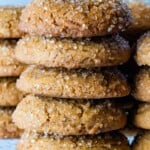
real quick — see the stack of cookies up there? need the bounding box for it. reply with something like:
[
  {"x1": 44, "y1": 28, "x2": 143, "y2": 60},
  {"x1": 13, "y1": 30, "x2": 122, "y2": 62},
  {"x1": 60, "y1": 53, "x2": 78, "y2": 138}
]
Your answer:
[
  {"x1": 12, "y1": 0, "x2": 133, "y2": 149},
  {"x1": 132, "y1": 31, "x2": 150, "y2": 150},
  {"x1": 119, "y1": 0, "x2": 150, "y2": 149},
  {"x1": 0, "y1": 7, "x2": 25, "y2": 138}
]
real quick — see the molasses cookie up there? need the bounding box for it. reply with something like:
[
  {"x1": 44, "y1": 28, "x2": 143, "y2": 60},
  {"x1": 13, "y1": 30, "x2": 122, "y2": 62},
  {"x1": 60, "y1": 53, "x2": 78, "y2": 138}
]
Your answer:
[
  {"x1": 133, "y1": 103, "x2": 150, "y2": 129},
  {"x1": 132, "y1": 131, "x2": 150, "y2": 150},
  {"x1": 133, "y1": 68, "x2": 150, "y2": 102},
  {"x1": 16, "y1": 66, "x2": 130, "y2": 99},
  {"x1": 0, "y1": 108, "x2": 22, "y2": 138},
  {"x1": 13, "y1": 95, "x2": 127, "y2": 135},
  {"x1": 0, "y1": 78, "x2": 24, "y2": 107},
  {"x1": 0, "y1": 40, "x2": 25, "y2": 77},
  {"x1": 19, "y1": 0, "x2": 132, "y2": 38},
  {"x1": 15, "y1": 35, "x2": 130, "y2": 69},
  {"x1": 17, "y1": 131, "x2": 130, "y2": 150},
  {"x1": 125, "y1": 0, "x2": 150, "y2": 33},
  {"x1": 0, "y1": 7, "x2": 23, "y2": 38},
  {"x1": 135, "y1": 32, "x2": 150, "y2": 66}
]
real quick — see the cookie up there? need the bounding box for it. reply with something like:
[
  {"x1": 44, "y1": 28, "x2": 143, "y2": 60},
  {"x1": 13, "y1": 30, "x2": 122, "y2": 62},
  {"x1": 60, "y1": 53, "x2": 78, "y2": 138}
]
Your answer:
[
  {"x1": 132, "y1": 131, "x2": 150, "y2": 150},
  {"x1": 0, "y1": 108, "x2": 22, "y2": 138},
  {"x1": 16, "y1": 66, "x2": 130, "y2": 99},
  {"x1": 135, "y1": 32, "x2": 150, "y2": 66},
  {"x1": 17, "y1": 131, "x2": 130, "y2": 150},
  {"x1": 0, "y1": 40, "x2": 25, "y2": 77},
  {"x1": 12, "y1": 95, "x2": 127, "y2": 135},
  {"x1": 15, "y1": 35, "x2": 131, "y2": 69},
  {"x1": 133, "y1": 68, "x2": 150, "y2": 102},
  {"x1": 0, "y1": 7, "x2": 24, "y2": 38},
  {"x1": 0, "y1": 78, "x2": 24, "y2": 107},
  {"x1": 125, "y1": 0, "x2": 150, "y2": 33},
  {"x1": 133, "y1": 103, "x2": 150, "y2": 129},
  {"x1": 19, "y1": 0, "x2": 132, "y2": 38}
]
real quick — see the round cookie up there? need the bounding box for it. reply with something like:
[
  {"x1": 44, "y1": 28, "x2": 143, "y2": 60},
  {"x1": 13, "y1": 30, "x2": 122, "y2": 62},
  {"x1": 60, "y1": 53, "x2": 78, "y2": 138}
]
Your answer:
[
  {"x1": 133, "y1": 68, "x2": 150, "y2": 102},
  {"x1": 0, "y1": 7, "x2": 24, "y2": 38},
  {"x1": 0, "y1": 40, "x2": 25, "y2": 77},
  {"x1": 12, "y1": 95, "x2": 127, "y2": 135},
  {"x1": 0, "y1": 108, "x2": 22, "y2": 138},
  {"x1": 125, "y1": 0, "x2": 150, "y2": 33},
  {"x1": 15, "y1": 35, "x2": 131, "y2": 69},
  {"x1": 19, "y1": 0, "x2": 132, "y2": 38},
  {"x1": 133, "y1": 103, "x2": 150, "y2": 129},
  {"x1": 17, "y1": 131, "x2": 130, "y2": 150},
  {"x1": 132, "y1": 131, "x2": 150, "y2": 150},
  {"x1": 135, "y1": 32, "x2": 150, "y2": 66},
  {"x1": 16, "y1": 66, "x2": 130, "y2": 99},
  {"x1": 0, "y1": 78, "x2": 24, "y2": 107}
]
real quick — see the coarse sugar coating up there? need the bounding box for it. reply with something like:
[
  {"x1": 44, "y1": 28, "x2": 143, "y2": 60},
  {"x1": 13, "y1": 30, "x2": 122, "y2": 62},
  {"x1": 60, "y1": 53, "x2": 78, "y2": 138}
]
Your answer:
[
  {"x1": 0, "y1": 108, "x2": 22, "y2": 138},
  {"x1": 133, "y1": 103, "x2": 150, "y2": 130},
  {"x1": 13, "y1": 95, "x2": 127, "y2": 135},
  {"x1": 132, "y1": 68, "x2": 150, "y2": 102},
  {"x1": 0, "y1": 78, "x2": 24, "y2": 107},
  {"x1": 17, "y1": 131, "x2": 130, "y2": 150},
  {"x1": 132, "y1": 131, "x2": 150, "y2": 150},
  {"x1": 0, "y1": 7, "x2": 24, "y2": 38},
  {"x1": 16, "y1": 66, "x2": 130, "y2": 99},
  {"x1": 15, "y1": 35, "x2": 131, "y2": 69},
  {"x1": 135, "y1": 31, "x2": 150, "y2": 66},
  {"x1": 19, "y1": 0, "x2": 132, "y2": 38},
  {"x1": 0, "y1": 40, "x2": 25, "y2": 77}
]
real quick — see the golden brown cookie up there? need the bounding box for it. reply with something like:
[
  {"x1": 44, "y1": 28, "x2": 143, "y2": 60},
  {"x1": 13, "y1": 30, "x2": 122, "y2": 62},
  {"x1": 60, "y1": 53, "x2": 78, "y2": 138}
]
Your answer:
[
  {"x1": 13, "y1": 95, "x2": 127, "y2": 135},
  {"x1": 132, "y1": 131, "x2": 150, "y2": 150},
  {"x1": 15, "y1": 35, "x2": 131, "y2": 69},
  {"x1": 133, "y1": 103, "x2": 150, "y2": 129},
  {"x1": 0, "y1": 7, "x2": 24, "y2": 38},
  {"x1": 125, "y1": 0, "x2": 150, "y2": 33},
  {"x1": 135, "y1": 32, "x2": 150, "y2": 66},
  {"x1": 17, "y1": 131, "x2": 130, "y2": 150},
  {"x1": 133, "y1": 68, "x2": 150, "y2": 102},
  {"x1": 0, "y1": 78, "x2": 24, "y2": 107},
  {"x1": 19, "y1": 0, "x2": 132, "y2": 38},
  {"x1": 0, "y1": 107, "x2": 22, "y2": 138},
  {"x1": 0, "y1": 40, "x2": 25, "y2": 77},
  {"x1": 16, "y1": 66, "x2": 130, "y2": 99}
]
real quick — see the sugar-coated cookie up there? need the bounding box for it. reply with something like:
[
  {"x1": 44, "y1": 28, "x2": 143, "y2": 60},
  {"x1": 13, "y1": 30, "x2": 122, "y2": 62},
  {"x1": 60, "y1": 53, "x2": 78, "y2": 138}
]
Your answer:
[
  {"x1": 17, "y1": 66, "x2": 130, "y2": 99},
  {"x1": 19, "y1": 0, "x2": 132, "y2": 38},
  {"x1": 13, "y1": 95, "x2": 127, "y2": 135},
  {"x1": 15, "y1": 35, "x2": 131, "y2": 69}
]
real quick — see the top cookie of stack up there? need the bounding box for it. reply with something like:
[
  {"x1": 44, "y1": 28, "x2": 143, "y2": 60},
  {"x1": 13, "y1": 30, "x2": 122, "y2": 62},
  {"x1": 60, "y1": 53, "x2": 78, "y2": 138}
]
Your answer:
[{"x1": 19, "y1": 0, "x2": 131, "y2": 38}]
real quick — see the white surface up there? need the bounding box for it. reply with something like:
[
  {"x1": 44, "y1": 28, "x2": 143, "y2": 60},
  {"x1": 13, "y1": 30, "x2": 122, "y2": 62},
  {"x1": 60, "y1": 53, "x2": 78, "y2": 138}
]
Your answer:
[
  {"x1": 0, "y1": 137, "x2": 134, "y2": 150},
  {"x1": 0, "y1": 0, "x2": 31, "y2": 6},
  {"x1": 0, "y1": 139, "x2": 18, "y2": 150}
]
